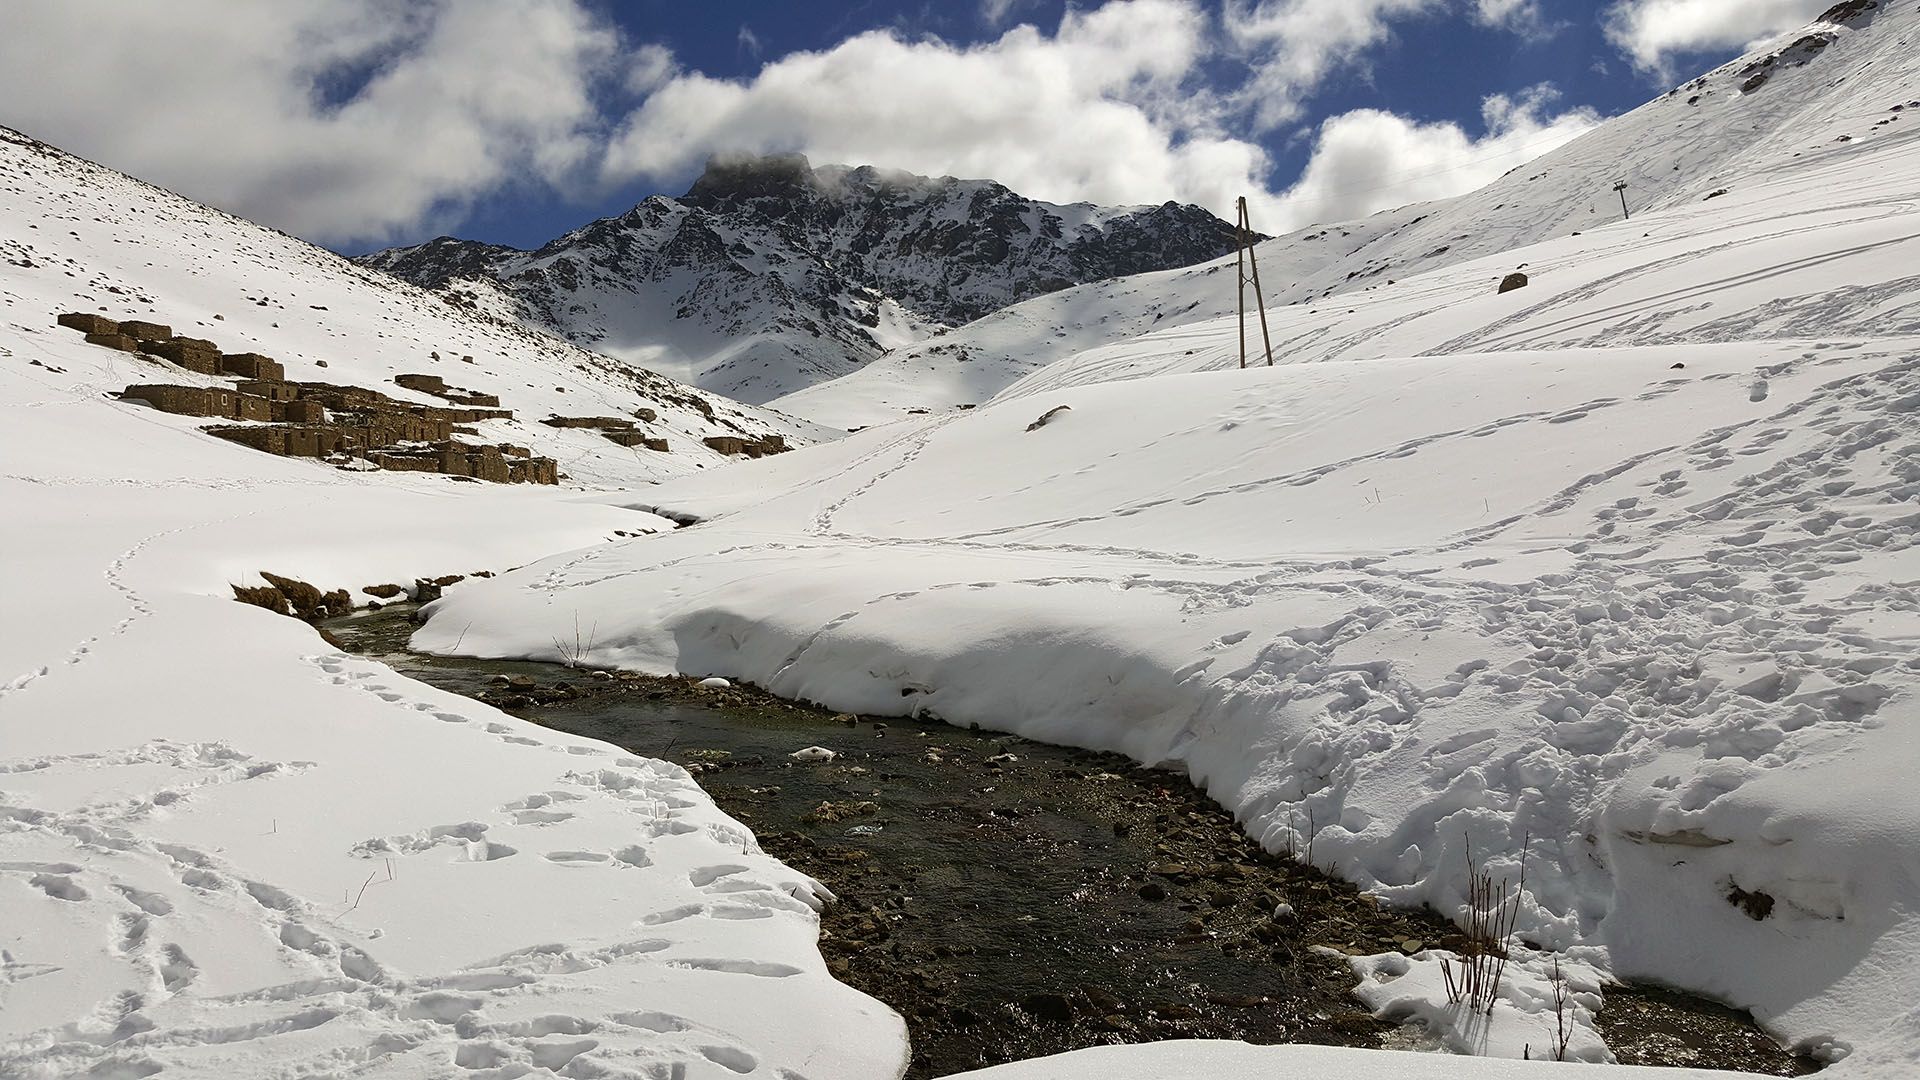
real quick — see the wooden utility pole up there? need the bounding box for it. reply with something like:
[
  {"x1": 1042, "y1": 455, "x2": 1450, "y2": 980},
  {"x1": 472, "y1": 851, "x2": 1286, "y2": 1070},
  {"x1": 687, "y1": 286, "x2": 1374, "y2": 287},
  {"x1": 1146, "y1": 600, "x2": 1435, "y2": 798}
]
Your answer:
[
  {"x1": 1236, "y1": 202, "x2": 1248, "y2": 369},
  {"x1": 1235, "y1": 196, "x2": 1274, "y2": 368},
  {"x1": 1613, "y1": 180, "x2": 1631, "y2": 221}
]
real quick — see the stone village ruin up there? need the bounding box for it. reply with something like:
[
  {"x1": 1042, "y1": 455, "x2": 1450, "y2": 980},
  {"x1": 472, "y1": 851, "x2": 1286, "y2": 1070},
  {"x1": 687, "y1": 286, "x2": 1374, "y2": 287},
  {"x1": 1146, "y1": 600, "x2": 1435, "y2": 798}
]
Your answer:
[{"x1": 58, "y1": 313, "x2": 785, "y2": 483}]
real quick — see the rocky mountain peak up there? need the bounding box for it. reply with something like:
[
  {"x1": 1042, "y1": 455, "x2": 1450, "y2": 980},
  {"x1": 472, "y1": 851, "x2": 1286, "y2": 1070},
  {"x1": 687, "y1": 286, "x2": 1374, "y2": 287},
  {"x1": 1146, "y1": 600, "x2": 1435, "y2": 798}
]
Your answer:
[
  {"x1": 682, "y1": 152, "x2": 824, "y2": 210},
  {"x1": 359, "y1": 157, "x2": 1244, "y2": 404}
]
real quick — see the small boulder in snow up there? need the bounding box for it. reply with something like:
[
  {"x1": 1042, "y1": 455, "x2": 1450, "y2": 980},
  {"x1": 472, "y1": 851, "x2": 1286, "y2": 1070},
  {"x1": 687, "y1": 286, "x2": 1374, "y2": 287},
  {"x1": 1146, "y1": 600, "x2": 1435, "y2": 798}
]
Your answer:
[
  {"x1": 1026, "y1": 405, "x2": 1071, "y2": 431},
  {"x1": 1497, "y1": 272, "x2": 1529, "y2": 294},
  {"x1": 790, "y1": 746, "x2": 837, "y2": 763},
  {"x1": 696, "y1": 677, "x2": 731, "y2": 689}
]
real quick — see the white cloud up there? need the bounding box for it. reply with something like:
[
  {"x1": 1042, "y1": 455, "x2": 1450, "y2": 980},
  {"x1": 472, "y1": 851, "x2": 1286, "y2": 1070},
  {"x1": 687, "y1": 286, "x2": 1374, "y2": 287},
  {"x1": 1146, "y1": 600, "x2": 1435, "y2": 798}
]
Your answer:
[
  {"x1": 1271, "y1": 84, "x2": 1601, "y2": 226},
  {"x1": 602, "y1": 1, "x2": 1597, "y2": 231},
  {"x1": 1472, "y1": 0, "x2": 1559, "y2": 40},
  {"x1": 738, "y1": 25, "x2": 765, "y2": 60},
  {"x1": 0, "y1": 0, "x2": 1606, "y2": 246},
  {"x1": 602, "y1": 1, "x2": 1278, "y2": 219},
  {"x1": 1222, "y1": 0, "x2": 1446, "y2": 130},
  {"x1": 980, "y1": 0, "x2": 1025, "y2": 27},
  {"x1": 0, "y1": 0, "x2": 619, "y2": 247},
  {"x1": 1602, "y1": 0, "x2": 1833, "y2": 76},
  {"x1": 626, "y1": 43, "x2": 679, "y2": 96}
]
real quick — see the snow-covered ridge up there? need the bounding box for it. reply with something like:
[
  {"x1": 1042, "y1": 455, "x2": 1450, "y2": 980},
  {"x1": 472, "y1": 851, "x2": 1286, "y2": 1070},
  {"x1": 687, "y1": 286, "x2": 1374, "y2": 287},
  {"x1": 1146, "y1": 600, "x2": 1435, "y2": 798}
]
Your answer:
[
  {"x1": 777, "y1": 0, "x2": 1914, "y2": 428},
  {"x1": 357, "y1": 153, "x2": 1241, "y2": 404}
]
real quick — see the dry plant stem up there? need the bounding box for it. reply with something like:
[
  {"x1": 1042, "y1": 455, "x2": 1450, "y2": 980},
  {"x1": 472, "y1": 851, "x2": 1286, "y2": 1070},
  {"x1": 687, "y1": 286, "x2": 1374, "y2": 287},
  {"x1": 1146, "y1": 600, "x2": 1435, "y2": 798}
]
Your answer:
[
  {"x1": 552, "y1": 612, "x2": 598, "y2": 668},
  {"x1": 1441, "y1": 832, "x2": 1528, "y2": 1015},
  {"x1": 1550, "y1": 956, "x2": 1573, "y2": 1061}
]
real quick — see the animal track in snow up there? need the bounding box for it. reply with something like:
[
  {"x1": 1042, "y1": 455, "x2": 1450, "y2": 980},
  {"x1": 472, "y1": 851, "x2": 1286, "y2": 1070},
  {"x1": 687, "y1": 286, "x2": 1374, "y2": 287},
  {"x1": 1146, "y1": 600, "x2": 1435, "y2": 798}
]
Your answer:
[
  {"x1": 688, "y1": 864, "x2": 750, "y2": 888},
  {"x1": 112, "y1": 884, "x2": 173, "y2": 916},
  {"x1": 699, "y1": 1044, "x2": 759, "y2": 1073},
  {"x1": 462, "y1": 840, "x2": 517, "y2": 862},
  {"x1": 668, "y1": 958, "x2": 803, "y2": 978},
  {"x1": 28, "y1": 872, "x2": 88, "y2": 901},
  {"x1": 158, "y1": 944, "x2": 197, "y2": 992},
  {"x1": 610, "y1": 1010, "x2": 690, "y2": 1032}
]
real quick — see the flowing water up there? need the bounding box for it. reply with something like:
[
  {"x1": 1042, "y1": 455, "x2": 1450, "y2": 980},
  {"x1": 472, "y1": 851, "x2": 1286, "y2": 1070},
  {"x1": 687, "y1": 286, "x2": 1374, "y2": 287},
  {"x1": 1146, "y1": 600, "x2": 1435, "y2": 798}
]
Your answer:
[{"x1": 327, "y1": 605, "x2": 1816, "y2": 1079}]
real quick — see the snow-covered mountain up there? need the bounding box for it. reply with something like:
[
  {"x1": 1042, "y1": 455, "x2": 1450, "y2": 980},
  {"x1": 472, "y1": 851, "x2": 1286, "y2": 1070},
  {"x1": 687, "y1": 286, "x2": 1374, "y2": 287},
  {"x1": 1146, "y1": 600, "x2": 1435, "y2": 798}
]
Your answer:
[
  {"x1": 777, "y1": 0, "x2": 1910, "y2": 428},
  {"x1": 358, "y1": 154, "x2": 1241, "y2": 404}
]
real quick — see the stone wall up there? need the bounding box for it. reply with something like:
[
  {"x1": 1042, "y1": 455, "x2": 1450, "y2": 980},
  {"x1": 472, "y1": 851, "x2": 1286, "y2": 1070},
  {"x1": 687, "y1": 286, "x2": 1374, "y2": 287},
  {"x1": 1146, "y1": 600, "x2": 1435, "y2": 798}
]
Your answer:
[
  {"x1": 544, "y1": 413, "x2": 673, "y2": 454},
  {"x1": 542, "y1": 415, "x2": 634, "y2": 430},
  {"x1": 220, "y1": 352, "x2": 285, "y2": 381},
  {"x1": 57, "y1": 312, "x2": 120, "y2": 334},
  {"x1": 117, "y1": 320, "x2": 172, "y2": 341},
  {"x1": 703, "y1": 433, "x2": 789, "y2": 458},
  {"x1": 85, "y1": 332, "x2": 137, "y2": 351},
  {"x1": 146, "y1": 339, "x2": 222, "y2": 374},
  {"x1": 237, "y1": 379, "x2": 300, "y2": 402},
  {"x1": 122, "y1": 384, "x2": 238, "y2": 417},
  {"x1": 394, "y1": 373, "x2": 447, "y2": 394}
]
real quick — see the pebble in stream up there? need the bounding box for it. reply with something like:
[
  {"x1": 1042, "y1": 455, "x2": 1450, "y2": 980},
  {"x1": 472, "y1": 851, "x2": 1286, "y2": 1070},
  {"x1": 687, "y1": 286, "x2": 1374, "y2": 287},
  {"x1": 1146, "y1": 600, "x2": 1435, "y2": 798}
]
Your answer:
[{"x1": 328, "y1": 606, "x2": 1817, "y2": 1079}]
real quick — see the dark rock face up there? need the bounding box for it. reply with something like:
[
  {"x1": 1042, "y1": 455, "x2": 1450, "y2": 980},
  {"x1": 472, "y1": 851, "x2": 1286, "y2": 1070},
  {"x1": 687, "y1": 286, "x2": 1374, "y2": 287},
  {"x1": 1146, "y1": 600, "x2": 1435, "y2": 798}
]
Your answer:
[
  {"x1": 1498, "y1": 272, "x2": 1530, "y2": 294},
  {"x1": 234, "y1": 572, "x2": 353, "y2": 622},
  {"x1": 1817, "y1": 0, "x2": 1877, "y2": 27},
  {"x1": 362, "y1": 235, "x2": 521, "y2": 290},
  {"x1": 356, "y1": 154, "x2": 1243, "y2": 401}
]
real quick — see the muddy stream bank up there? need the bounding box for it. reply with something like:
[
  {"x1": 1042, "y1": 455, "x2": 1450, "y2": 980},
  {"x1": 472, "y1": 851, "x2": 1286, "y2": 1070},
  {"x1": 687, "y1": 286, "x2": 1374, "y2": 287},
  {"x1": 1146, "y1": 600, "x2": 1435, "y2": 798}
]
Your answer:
[{"x1": 326, "y1": 605, "x2": 1813, "y2": 1079}]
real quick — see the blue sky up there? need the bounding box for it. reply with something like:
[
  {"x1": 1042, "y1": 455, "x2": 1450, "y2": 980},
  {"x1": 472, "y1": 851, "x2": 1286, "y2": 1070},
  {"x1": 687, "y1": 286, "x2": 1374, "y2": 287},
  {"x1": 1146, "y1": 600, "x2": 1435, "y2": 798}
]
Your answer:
[
  {"x1": 0, "y1": 1, "x2": 1837, "y2": 250},
  {"x1": 443, "y1": 0, "x2": 1659, "y2": 247}
]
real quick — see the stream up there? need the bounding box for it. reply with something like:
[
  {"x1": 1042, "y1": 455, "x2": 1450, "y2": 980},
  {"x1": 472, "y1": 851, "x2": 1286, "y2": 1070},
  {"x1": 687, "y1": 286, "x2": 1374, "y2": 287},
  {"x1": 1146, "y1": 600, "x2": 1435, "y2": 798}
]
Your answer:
[{"x1": 326, "y1": 605, "x2": 1816, "y2": 1079}]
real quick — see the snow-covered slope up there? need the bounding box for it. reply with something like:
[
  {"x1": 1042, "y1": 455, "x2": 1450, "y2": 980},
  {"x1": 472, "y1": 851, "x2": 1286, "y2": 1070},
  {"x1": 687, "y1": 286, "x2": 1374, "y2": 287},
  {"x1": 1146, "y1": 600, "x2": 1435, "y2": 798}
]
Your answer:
[
  {"x1": 0, "y1": 126, "x2": 823, "y2": 489},
  {"x1": 777, "y1": 0, "x2": 1912, "y2": 429},
  {"x1": 417, "y1": 5, "x2": 1920, "y2": 1073},
  {"x1": 359, "y1": 154, "x2": 1240, "y2": 404},
  {"x1": 0, "y1": 130, "x2": 905, "y2": 1077}
]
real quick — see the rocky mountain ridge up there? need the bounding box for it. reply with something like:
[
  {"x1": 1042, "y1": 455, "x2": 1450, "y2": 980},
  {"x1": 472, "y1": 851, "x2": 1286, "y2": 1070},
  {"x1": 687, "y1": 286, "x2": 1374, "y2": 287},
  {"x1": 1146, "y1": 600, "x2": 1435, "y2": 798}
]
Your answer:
[{"x1": 358, "y1": 155, "x2": 1242, "y2": 403}]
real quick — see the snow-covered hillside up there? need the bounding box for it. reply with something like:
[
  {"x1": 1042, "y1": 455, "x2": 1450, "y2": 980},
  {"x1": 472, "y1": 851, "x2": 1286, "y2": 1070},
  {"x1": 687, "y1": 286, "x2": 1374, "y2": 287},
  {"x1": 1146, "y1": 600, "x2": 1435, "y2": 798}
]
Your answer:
[
  {"x1": 416, "y1": 4, "x2": 1920, "y2": 1074},
  {"x1": 359, "y1": 154, "x2": 1239, "y2": 404},
  {"x1": 0, "y1": 126, "x2": 821, "y2": 489},
  {"x1": 0, "y1": 130, "x2": 905, "y2": 1078},
  {"x1": 777, "y1": 0, "x2": 1913, "y2": 429}
]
